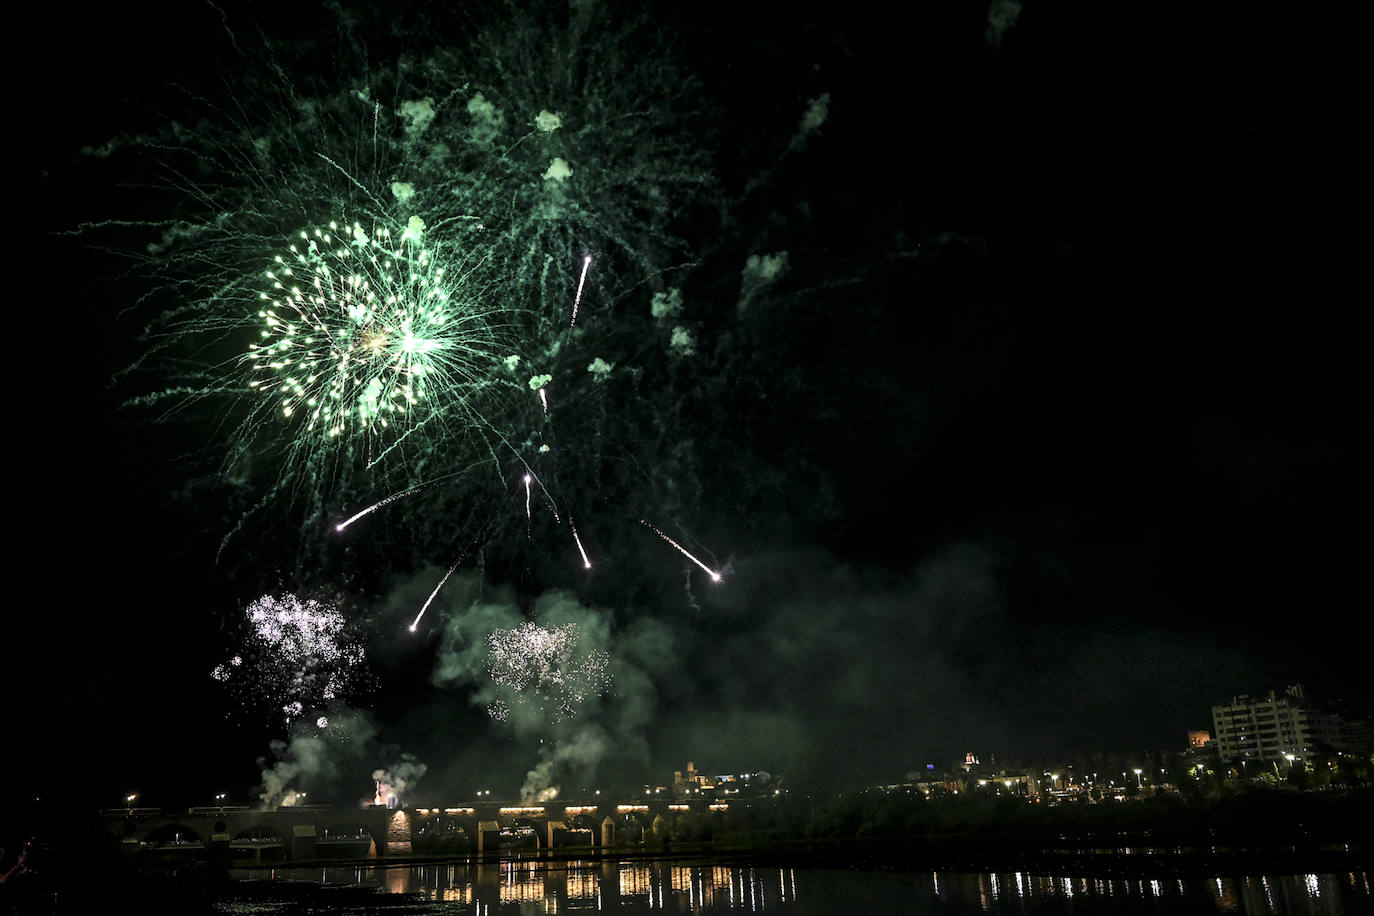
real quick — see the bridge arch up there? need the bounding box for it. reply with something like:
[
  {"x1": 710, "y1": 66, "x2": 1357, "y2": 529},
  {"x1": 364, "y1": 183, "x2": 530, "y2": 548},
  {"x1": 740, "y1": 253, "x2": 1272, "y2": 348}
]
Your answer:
[
  {"x1": 412, "y1": 816, "x2": 471, "y2": 854},
  {"x1": 143, "y1": 823, "x2": 207, "y2": 848},
  {"x1": 561, "y1": 813, "x2": 600, "y2": 848},
  {"x1": 504, "y1": 817, "x2": 543, "y2": 851},
  {"x1": 232, "y1": 823, "x2": 287, "y2": 841},
  {"x1": 614, "y1": 812, "x2": 646, "y2": 844},
  {"x1": 319, "y1": 822, "x2": 381, "y2": 857},
  {"x1": 230, "y1": 822, "x2": 289, "y2": 857}
]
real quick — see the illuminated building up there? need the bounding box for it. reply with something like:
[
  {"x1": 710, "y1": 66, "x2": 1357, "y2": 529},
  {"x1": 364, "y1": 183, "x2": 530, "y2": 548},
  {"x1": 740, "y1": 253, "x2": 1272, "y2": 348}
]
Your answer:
[
  {"x1": 1211, "y1": 685, "x2": 1344, "y2": 764},
  {"x1": 672, "y1": 760, "x2": 771, "y2": 796},
  {"x1": 673, "y1": 760, "x2": 717, "y2": 794}
]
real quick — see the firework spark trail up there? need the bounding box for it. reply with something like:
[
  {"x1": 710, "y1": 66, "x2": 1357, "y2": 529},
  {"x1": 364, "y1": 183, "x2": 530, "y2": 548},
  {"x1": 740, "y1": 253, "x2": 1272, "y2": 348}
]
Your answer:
[
  {"x1": 539, "y1": 387, "x2": 549, "y2": 416},
  {"x1": 335, "y1": 480, "x2": 433, "y2": 531},
  {"x1": 570, "y1": 255, "x2": 592, "y2": 327},
  {"x1": 640, "y1": 518, "x2": 722, "y2": 581},
  {"x1": 411, "y1": 552, "x2": 465, "y2": 632},
  {"x1": 569, "y1": 517, "x2": 592, "y2": 569},
  {"x1": 524, "y1": 474, "x2": 533, "y2": 523}
]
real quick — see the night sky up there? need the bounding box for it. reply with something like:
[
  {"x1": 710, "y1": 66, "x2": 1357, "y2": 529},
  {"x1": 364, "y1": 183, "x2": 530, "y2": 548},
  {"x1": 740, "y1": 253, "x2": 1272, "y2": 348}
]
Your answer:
[{"x1": 11, "y1": 1, "x2": 1366, "y2": 811}]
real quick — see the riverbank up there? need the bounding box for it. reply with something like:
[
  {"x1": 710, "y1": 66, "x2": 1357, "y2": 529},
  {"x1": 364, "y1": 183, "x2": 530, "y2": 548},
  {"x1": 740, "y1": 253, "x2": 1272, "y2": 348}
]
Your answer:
[{"x1": 5, "y1": 788, "x2": 1370, "y2": 913}]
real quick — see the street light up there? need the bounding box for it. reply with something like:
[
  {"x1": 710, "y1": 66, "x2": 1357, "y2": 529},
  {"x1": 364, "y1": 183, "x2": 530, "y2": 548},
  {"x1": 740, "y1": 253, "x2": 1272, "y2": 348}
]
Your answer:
[
  {"x1": 1133, "y1": 768, "x2": 1143, "y2": 788},
  {"x1": 216, "y1": 793, "x2": 226, "y2": 811},
  {"x1": 126, "y1": 793, "x2": 137, "y2": 812}
]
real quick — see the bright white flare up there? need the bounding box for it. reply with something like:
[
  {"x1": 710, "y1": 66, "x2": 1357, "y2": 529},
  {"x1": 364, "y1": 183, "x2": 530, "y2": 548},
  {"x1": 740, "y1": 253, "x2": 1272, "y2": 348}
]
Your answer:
[
  {"x1": 335, "y1": 481, "x2": 429, "y2": 531},
  {"x1": 640, "y1": 518, "x2": 722, "y2": 581},
  {"x1": 570, "y1": 518, "x2": 592, "y2": 569},
  {"x1": 411, "y1": 554, "x2": 463, "y2": 631},
  {"x1": 570, "y1": 255, "x2": 592, "y2": 327}
]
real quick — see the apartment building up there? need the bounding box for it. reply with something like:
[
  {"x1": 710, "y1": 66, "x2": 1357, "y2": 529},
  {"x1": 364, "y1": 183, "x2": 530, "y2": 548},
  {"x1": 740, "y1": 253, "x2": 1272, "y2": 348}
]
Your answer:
[{"x1": 1211, "y1": 685, "x2": 1343, "y2": 764}]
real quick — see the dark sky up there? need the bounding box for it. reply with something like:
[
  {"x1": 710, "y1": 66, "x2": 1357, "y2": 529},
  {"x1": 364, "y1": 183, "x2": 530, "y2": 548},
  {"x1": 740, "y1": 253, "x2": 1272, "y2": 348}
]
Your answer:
[{"x1": 10, "y1": 0, "x2": 1366, "y2": 811}]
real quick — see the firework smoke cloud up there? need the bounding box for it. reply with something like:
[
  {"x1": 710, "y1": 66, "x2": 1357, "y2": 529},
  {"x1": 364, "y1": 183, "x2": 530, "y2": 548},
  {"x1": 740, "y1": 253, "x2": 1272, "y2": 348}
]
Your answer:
[{"x1": 372, "y1": 753, "x2": 428, "y2": 808}]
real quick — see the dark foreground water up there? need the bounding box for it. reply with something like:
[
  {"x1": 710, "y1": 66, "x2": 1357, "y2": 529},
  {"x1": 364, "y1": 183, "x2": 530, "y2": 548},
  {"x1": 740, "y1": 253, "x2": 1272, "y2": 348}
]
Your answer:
[{"x1": 218, "y1": 858, "x2": 1372, "y2": 914}]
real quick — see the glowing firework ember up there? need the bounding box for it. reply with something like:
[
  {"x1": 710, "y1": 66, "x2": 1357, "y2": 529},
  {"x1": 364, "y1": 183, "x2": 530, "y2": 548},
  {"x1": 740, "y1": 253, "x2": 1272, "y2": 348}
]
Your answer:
[
  {"x1": 485, "y1": 621, "x2": 610, "y2": 722},
  {"x1": 213, "y1": 594, "x2": 366, "y2": 724}
]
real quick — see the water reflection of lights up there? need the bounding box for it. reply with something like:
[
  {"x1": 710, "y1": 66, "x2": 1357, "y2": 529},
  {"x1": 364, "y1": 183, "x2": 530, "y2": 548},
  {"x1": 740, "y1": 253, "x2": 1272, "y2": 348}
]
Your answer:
[
  {"x1": 241, "y1": 864, "x2": 1371, "y2": 913},
  {"x1": 566, "y1": 867, "x2": 598, "y2": 900},
  {"x1": 499, "y1": 867, "x2": 544, "y2": 904},
  {"x1": 620, "y1": 863, "x2": 652, "y2": 898}
]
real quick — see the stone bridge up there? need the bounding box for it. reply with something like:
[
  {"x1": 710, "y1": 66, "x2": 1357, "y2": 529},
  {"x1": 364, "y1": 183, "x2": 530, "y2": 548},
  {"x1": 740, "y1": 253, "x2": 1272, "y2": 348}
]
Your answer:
[
  {"x1": 102, "y1": 797, "x2": 738, "y2": 860},
  {"x1": 104, "y1": 804, "x2": 403, "y2": 860}
]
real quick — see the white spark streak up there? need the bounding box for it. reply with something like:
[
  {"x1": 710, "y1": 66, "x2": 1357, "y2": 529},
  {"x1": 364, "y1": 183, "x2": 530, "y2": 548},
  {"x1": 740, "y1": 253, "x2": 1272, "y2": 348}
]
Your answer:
[
  {"x1": 570, "y1": 255, "x2": 592, "y2": 327},
  {"x1": 639, "y1": 518, "x2": 722, "y2": 581},
  {"x1": 570, "y1": 518, "x2": 592, "y2": 569},
  {"x1": 411, "y1": 553, "x2": 463, "y2": 630}
]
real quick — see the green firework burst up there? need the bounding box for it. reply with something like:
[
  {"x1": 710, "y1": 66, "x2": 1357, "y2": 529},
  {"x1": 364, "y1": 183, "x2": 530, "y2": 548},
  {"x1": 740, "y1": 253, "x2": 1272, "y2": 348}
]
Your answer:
[{"x1": 249, "y1": 220, "x2": 496, "y2": 444}]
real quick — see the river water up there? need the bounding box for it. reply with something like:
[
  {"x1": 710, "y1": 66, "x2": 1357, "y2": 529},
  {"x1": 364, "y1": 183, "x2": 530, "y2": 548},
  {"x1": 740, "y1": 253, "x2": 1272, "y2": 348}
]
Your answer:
[{"x1": 218, "y1": 857, "x2": 1372, "y2": 914}]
